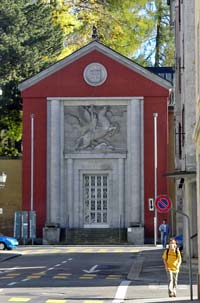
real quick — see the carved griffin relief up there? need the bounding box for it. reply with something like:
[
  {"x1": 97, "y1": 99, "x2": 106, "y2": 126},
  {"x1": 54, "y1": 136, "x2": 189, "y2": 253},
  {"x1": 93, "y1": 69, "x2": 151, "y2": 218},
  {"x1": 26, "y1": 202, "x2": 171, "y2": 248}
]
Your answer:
[{"x1": 64, "y1": 105, "x2": 126, "y2": 152}]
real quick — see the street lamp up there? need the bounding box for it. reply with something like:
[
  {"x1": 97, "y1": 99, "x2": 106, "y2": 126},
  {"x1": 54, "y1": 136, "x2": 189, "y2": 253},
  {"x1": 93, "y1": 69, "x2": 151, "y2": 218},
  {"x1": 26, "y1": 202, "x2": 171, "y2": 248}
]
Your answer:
[{"x1": 0, "y1": 172, "x2": 7, "y2": 189}]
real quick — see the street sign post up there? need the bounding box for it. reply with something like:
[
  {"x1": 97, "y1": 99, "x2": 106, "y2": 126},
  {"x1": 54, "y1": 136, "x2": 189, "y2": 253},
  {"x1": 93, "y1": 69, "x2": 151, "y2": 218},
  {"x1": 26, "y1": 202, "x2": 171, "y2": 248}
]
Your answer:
[{"x1": 155, "y1": 195, "x2": 171, "y2": 213}]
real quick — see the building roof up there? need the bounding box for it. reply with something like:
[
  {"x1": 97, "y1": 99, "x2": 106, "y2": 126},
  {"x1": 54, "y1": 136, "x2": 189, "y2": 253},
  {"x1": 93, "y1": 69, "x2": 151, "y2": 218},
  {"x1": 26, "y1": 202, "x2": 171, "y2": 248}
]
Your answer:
[{"x1": 19, "y1": 41, "x2": 172, "y2": 91}]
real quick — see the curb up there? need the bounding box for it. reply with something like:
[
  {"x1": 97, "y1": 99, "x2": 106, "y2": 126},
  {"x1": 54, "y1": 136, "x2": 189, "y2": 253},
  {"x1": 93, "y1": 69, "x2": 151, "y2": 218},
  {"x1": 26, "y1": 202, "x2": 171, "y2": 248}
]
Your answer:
[
  {"x1": 0, "y1": 253, "x2": 21, "y2": 263},
  {"x1": 127, "y1": 255, "x2": 144, "y2": 280}
]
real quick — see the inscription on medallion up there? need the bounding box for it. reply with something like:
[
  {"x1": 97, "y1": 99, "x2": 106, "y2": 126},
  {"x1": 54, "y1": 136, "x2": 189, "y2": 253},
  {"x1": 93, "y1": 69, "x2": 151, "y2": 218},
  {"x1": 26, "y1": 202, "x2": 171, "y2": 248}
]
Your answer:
[{"x1": 83, "y1": 63, "x2": 107, "y2": 86}]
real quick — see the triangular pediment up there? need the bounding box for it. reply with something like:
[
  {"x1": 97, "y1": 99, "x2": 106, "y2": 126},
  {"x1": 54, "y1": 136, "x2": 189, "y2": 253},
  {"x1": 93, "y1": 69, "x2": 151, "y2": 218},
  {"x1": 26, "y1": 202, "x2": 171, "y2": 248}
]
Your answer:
[{"x1": 19, "y1": 41, "x2": 171, "y2": 91}]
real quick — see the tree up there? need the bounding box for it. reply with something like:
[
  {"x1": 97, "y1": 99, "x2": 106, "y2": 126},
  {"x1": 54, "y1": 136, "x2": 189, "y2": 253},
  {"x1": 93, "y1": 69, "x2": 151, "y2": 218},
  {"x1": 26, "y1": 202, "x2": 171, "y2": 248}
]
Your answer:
[
  {"x1": 0, "y1": 0, "x2": 174, "y2": 156},
  {"x1": 47, "y1": 0, "x2": 155, "y2": 59},
  {"x1": 0, "y1": 0, "x2": 64, "y2": 156},
  {"x1": 47, "y1": 0, "x2": 174, "y2": 66},
  {"x1": 134, "y1": 0, "x2": 174, "y2": 67},
  {"x1": 154, "y1": 0, "x2": 174, "y2": 66}
]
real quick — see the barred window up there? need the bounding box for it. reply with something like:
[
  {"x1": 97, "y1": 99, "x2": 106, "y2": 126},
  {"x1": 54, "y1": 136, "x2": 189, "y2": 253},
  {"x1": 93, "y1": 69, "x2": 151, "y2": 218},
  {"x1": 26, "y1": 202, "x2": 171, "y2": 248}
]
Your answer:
[{"x1": 84, "y1": 175, "x2": 108, "y2": 225}]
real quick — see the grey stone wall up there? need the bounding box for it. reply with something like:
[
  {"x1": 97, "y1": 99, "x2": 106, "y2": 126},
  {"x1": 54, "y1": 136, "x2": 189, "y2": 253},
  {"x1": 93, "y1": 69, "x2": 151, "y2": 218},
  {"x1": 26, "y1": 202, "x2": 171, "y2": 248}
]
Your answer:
[{"x1": 47, "y1": 98, "x2": 144, "y2": 235}]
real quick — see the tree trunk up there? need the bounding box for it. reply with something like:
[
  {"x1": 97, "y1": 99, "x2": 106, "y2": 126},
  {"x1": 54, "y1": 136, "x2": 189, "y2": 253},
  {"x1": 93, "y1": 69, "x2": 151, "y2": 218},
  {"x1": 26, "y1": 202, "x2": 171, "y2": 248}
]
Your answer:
[{"x1": 155, "y1": 0, "x2": 162, "y2": 67}]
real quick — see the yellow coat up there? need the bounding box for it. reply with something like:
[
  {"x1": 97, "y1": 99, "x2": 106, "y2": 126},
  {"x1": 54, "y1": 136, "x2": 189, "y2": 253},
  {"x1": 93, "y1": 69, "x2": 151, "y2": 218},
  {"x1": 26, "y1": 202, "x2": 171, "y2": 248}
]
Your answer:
[{"x1": 162, "y1": 249, "x2": 182, "y2": 272}]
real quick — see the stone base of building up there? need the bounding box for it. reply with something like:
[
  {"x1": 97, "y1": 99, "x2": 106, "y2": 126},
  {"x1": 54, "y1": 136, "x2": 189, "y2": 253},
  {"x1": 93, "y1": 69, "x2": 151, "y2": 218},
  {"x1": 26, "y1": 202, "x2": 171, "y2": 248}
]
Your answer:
[
  {"x1": 60, "y1": 228, "x2": 128, "y2": 244},
  {"x1": 42, "y1": 225, "x2": 61, "y2": 244},
  {"x1": 127, "y1": 225, "x2": 144, "y2": 245},
  {"x1": 42, "y1": 227, "x2": 145, "y2": 245}
]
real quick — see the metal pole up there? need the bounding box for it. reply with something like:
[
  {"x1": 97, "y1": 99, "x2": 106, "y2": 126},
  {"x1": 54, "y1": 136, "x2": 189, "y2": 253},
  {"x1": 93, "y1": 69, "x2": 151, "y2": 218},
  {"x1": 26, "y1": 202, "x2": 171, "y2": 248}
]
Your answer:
[
  {"x1": 30, "y1": 114, "x2": 34, "y2": 245},
  {"x1": 171, "y1": 208, "x2": 193, "y2": 301},
  {"x1": 153, "y1": 113, "x2": 158, "y2": 246},
  {"x1": 30, "y1": 114, "x2": 34, "y2": 212}
]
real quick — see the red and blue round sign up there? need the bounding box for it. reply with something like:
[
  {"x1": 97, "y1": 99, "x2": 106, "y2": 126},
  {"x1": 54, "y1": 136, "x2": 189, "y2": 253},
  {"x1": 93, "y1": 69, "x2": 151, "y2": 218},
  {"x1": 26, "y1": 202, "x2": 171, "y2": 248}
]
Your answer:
[{"x1": 155, "y1": 195, "x2": 171, "y2": 213}]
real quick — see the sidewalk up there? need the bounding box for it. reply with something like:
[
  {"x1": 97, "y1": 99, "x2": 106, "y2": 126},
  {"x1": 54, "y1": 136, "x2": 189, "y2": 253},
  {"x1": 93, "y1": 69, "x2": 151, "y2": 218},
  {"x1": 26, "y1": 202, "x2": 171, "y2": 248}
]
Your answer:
[{"x1": 127, "y1": 246, "x2": 199, "y2": 302}]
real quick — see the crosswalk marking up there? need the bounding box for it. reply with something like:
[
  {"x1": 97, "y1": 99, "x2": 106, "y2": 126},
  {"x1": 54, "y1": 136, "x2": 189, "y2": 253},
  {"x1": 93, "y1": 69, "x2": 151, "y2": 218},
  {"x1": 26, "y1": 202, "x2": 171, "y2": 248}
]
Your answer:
[
  {"x1": 35, "y1": 250, "x2": 47, "y2": 254},
  {"x1": 8, "y1": 298, "x2": 31, "y2": 302},
  {"x1": 18, "y1": 247, "x2": 140, "y2": 255},
  {"x1": 0, "y1": 272, "x2": 124, "y2": 281},
  {"x1": 53, "y1": 273, "x2": 72, "y2": 279},
  {"x1": 65, "y1": 248, "x2": 76, "y2": 253},
  {"x1": 79, "y1": 273, "x2": 97, "y2": 279},
  {"x1": 52, "y1": 250, "x2": 62, "y2": 253},
  {"x1": 97, "y1": 249, "x2": 107, "y2": 253},
  {"x1": 53, "y1": 276, "x2": 67, "y2": 279},
  {"x1": 26, "y1": 275, "x2": 42, "y2": 279},
  {"x1": 106, "y1": 274, "x2": 122, "y2": 280},
  {"x1": 56, "y1": 273, "x2": 71, "y2": 276},
  {"x1": 46, "y1": 300, "x2": 67, "y2": 303},
  {"x1": 83, "y1": 248, "x2": 93, "y2": 252},
  {"x1": 20, "y1": 250, "x2": 30, "y2": 254}
]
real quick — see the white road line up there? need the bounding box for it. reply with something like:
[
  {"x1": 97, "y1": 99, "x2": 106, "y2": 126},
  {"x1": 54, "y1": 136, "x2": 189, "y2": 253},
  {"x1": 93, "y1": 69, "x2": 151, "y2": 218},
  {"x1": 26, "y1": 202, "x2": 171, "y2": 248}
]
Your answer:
[
  {"x1": 7, "y1": 282, "x2": 17, "y2": 286},
  {"x1": 178, "y1": 285, "x2": 188, "y2": 289},
  {"x1": 62, "y1": 261, "x2": 67, "y2": 263},
  {"x1": 0, "y1": 266, "x2": 45, "y2": 270},
  {"x1": 148, "y1": 284, "x2": 188, "y2": 290},
  {"x1": 55, "y1": 264, "x2": 61, "y2": 267},
  {"x1": 112, "y1": 280, "x2": 131, "y2": 303},
  {"x1": 47, "y1": 268, "x2": 54, "y2": 271},
  {"x1": 131, "y1": 297, "x2": 192, "y2": 302}
]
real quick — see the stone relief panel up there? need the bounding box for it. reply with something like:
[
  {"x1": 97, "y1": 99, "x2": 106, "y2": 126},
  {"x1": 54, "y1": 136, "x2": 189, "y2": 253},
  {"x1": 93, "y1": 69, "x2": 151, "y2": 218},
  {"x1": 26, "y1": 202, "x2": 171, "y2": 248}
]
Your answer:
[{"x1": 64, "y1": 105, "x2": 127, "y2": 153}]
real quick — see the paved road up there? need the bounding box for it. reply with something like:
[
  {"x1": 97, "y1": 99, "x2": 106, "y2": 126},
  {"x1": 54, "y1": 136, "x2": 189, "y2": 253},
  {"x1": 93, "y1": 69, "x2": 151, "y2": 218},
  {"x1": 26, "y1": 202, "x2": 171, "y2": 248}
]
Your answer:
[
  {"x1": 0, "y1": 245, "x2": 198, "y2": 303},
  {"x1": 0, "y1": 246, "x2": 138, "y2": 303}
]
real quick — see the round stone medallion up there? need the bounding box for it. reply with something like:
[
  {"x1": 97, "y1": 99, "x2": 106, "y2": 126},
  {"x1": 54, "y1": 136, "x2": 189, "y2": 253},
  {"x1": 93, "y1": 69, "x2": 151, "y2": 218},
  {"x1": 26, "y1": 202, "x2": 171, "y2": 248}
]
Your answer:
[{"x1": 83, "y1": 63, "x2": 107, "y2": 86}]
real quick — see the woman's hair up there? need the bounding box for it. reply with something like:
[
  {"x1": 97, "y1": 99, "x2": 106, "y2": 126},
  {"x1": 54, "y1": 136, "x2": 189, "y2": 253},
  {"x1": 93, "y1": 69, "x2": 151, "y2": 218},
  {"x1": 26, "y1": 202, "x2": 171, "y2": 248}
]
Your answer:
[{"x1": 169, "y1": 237, "x2": 177, "y2": 244}]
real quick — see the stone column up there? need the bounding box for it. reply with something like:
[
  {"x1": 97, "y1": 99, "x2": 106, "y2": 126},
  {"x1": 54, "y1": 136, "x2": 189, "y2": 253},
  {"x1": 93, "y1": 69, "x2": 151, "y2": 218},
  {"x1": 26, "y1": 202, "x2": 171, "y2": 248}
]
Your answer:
[
  {"x1": 126, "y1": 98, "x2": 144, "y2": 225},
  {"x1": 47, "y1": 99, "x2": 62, "y2": 224},
  {"x1": 118, "y1": 158, "x2": 125, "y2": 227},
  {"x1": 67, "y1": 158, "x2": 74, "y2": 227}
]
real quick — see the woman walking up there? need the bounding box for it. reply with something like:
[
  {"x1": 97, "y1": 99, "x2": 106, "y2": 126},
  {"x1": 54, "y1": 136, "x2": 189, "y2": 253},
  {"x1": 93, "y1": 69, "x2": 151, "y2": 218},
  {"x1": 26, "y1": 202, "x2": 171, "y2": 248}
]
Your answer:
[{"x1": 162, "y1": 238, "x2": 182, "y2": 297}]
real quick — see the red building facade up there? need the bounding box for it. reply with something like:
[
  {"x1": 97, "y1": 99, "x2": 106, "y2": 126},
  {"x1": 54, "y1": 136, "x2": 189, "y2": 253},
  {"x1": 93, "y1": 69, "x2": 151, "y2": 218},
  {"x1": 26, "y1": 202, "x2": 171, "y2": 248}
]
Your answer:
[{"x1": 19, "y1": 41, "x2": 171, "y2": 243}]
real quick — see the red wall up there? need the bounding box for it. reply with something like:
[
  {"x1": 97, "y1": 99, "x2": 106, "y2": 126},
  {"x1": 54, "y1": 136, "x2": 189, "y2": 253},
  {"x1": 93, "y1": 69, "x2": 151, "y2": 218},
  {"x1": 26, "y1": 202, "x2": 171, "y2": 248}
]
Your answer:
[
  {"x1": 144, "y1": 97, "x2": 169, "y2": 237},
  {"x1": 22, "y1": 98, "x2": 47, "y2": 236},
  {"x1": 21, "y1": 49, "x2": 170, "y2": 238}
]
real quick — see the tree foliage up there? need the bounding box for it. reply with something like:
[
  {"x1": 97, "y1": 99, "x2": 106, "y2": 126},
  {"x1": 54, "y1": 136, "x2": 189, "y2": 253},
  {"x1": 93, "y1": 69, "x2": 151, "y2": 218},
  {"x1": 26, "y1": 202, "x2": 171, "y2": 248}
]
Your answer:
[
  {"x1": 45, "y1": 0, "x2": 155, "y2": 59},
  {"x1": 154, "y1": 0, "x2": 174, "y2": 66},
  {"x1": 134, "y1": 0, "x2": 174, "y2": 66},
  {"x1": 47, "y1": 0, "x2": 173, "y2": 66},
  {"x1": 0, "y1": 0, "x2": 174, "y2": 156},
  {"x1": 0, "y1": 0, "x2": 64, "y2": 157}
]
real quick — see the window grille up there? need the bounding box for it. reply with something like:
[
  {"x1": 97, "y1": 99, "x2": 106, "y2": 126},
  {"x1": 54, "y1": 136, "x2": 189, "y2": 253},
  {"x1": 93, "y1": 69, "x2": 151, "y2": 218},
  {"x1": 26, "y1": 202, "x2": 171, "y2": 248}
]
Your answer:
[{"x1": 84, "y1": 175, "x2": 108, "y2": 225}]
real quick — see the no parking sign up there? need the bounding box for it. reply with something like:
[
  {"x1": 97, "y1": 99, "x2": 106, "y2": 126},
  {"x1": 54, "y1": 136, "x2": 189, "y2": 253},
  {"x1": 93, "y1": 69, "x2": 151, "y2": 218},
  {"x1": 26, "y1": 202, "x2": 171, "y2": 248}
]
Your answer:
[{"x1": 155, "y1": 195, "x2": 171, "y2": 213}]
